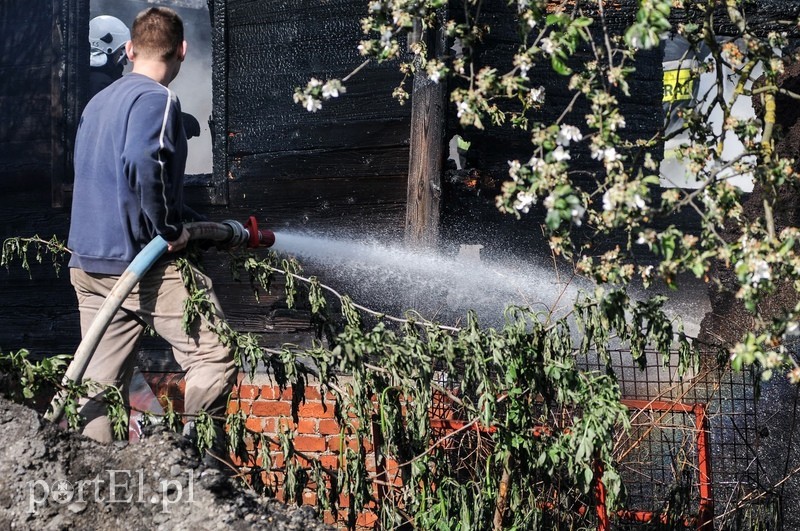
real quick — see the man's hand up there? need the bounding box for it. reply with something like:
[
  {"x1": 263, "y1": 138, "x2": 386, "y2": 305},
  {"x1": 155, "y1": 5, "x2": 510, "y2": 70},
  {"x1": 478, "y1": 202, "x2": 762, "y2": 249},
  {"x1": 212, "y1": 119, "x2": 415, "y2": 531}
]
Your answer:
[{"x1": 167, "y1": 227, "x2": 190, "y2": 252}]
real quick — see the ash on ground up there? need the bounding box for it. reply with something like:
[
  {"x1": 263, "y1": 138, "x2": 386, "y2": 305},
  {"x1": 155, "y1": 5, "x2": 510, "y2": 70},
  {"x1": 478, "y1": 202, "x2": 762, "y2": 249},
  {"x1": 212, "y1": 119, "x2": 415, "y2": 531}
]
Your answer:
[{"x1": 0, "y1": 396, "x2": 331, "y2": 531}]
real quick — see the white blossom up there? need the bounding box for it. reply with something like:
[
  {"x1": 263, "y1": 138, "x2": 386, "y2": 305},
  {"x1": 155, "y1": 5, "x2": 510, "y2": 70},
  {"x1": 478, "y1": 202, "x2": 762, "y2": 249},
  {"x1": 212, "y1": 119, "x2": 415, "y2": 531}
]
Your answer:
[
  {"x1": 322, "y1": 80, "x2": 345, "y2": 99},
  {"x1": 592, "y1": 146, "x2": 621, "y2": 164},
  {"x1": 751, "y1": 259, "x2": 771, "y2": 284},
  {"x1": 609, "y1": 114, "x2": 626, "y2": 131},
  {"x1": 557, "y1": 124, "x2": 583, "y2": 146},
  {"x1": 540, "y1": 38, "x2": 556, "y2": 55},
  {"x1": 368, "y1": 1, "x2": 382, "y2": 13},
  {"x1": 551, "y1": 145, "x2": 571, "y2": 162},
  {"x1": 425, "y1": 60, "x2": 447, "y2": 84},
  {"x1": 528, "y1": 155, "x2": 545, "y2": 171},
  {"x1": 456, "y1": 101, "x2": 471, "y2": 118},
  {"x1": 514, "y1": 54, "x2": 533, "y2": 79},
  {"x1": 514, "y1": 191, "x2": 535, "y2": 213},
  {"x1": 602, "y1": 189, "x2": 614, "y2": 211},
  {"x1": 304, "y1": 96, "x2": 322, "y2": 113},
  {"x1": 508, "y1": 160, "x2": 522, "y2": 181},
  {"x1": 528, "y1": 86, "x2": 545, "y2": 105},
  {"x1": 571, "y1": 204, "x2": 585, "y2": 225}
]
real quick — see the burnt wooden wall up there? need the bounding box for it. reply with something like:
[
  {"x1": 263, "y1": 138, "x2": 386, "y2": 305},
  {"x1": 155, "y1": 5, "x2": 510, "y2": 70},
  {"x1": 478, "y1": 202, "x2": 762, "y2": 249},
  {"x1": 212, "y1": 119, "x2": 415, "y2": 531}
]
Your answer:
[
  {"x1": 213, "y1": 0, "x2": 411, "y2": 237},
  {"x1": 3, "y1": 0, "x2": 764, "y2": 369},
  {"x1": 439, "y1": 0, "x2": 663, "y2": 264},
  {"x1": 0, "y1": 0, "x2": 86, "y2": 360},
  {"x1": 0, "y1": 0, "x2": 663, "y2": 367},
  {"x1": 186, "y1": 0, "x2": 415, "y2": 361}
]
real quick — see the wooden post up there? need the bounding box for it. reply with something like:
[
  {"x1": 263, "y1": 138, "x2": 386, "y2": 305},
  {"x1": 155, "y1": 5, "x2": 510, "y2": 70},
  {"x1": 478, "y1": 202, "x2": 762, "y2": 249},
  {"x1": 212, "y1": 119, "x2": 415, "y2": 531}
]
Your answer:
[
  {"x1": 50, "y1": 0, "x2": 65, "y2": 207},
  {"x1": 209, "y1": 0, "x2": 229, "y2": 205},
  {"x1": 404, "y1": 11, "x2": 447, "y2": 249},
  {"x1": 51, "y1": 0, "x2": 88, "y2": 208}
]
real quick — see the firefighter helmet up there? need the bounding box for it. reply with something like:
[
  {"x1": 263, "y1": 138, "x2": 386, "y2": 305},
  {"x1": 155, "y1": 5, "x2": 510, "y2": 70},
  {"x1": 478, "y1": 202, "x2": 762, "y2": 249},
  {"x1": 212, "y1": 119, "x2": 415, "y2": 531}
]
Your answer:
[{"x1": 89, "y1": 15, "x2": 130, "y2": 67}]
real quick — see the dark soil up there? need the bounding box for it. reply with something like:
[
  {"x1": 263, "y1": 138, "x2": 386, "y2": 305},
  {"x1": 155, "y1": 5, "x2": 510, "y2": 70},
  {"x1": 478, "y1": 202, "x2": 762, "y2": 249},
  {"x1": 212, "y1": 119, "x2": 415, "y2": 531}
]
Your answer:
[{"x1": 0, "y1": 396, "x2": 331, "y2": 530}]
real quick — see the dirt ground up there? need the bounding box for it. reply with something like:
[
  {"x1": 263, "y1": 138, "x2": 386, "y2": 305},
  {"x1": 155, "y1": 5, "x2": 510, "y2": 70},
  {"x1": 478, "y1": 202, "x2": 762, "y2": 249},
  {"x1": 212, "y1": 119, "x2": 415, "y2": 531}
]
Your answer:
[{"x1": 0, "y1": 396, "x2": 331, "y2": 530}]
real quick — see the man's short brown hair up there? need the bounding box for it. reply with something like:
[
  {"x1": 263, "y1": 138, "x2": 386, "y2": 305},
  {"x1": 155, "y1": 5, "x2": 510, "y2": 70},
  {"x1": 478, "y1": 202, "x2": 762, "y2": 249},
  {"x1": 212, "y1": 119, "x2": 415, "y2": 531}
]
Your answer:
[{"x1": 131, "y1": 7, "x2": 184, "y2": 60}]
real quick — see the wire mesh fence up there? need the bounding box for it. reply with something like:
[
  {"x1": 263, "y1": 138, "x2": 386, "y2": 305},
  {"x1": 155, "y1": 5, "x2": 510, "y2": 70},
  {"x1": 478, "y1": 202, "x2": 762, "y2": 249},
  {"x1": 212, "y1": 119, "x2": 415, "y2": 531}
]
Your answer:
[
  {"x1": 419, "y1": 348, "x2": 780, "y2": 530},
  {"x1": 577, "y1": 349, "x2": 775, "y2": 529}
]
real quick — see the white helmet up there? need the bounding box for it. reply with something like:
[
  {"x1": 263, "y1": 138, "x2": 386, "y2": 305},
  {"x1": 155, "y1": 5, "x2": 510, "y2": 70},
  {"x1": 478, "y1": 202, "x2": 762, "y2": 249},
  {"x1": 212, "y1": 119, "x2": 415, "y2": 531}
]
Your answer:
[{"x1": 89, "y1": 15, "x2": 130, "y2": 67}]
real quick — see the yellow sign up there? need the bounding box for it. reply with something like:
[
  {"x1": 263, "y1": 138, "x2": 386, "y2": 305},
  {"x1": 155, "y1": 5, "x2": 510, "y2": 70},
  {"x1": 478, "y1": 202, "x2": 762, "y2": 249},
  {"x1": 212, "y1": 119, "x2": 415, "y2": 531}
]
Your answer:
[{"x1": 663, "y1": 68, "x2": 694, "y2": 102}]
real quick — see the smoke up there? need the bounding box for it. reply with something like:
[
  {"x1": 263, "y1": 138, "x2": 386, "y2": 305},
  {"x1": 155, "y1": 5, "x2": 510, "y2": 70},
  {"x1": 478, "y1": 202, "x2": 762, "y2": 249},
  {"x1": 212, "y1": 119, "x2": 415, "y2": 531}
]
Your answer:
[{"x1": 91, "y1": 0, "x2": 213, "y2": 174}]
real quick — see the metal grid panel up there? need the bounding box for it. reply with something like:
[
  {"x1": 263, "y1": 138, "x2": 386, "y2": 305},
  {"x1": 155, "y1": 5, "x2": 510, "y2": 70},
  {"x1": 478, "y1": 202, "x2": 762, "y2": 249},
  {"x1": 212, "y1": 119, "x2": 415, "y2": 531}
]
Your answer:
[
  {"x1": 577, "y1": 349, "x2": 761, "y2": 529},
  {"x1": 423, "y1": 348, "x2": 765, "y2": 529}
]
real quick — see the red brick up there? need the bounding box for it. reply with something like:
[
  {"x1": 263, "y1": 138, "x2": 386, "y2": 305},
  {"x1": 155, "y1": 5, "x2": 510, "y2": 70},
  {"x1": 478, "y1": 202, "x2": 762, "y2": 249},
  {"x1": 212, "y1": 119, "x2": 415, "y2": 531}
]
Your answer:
[
  {"x1": 298, "y1": 401, "x2": 335, "y2": 419},
  {"x1": 322, "y1": 511, "x2": 337, "y2": 524},
  {"x1": 293, "y1": 436, "x2": 327, "y2": 453},
  {"x1": 244, "y1": 436, "x2": 257, "y2": 452},
  {"x1": 357, "y1": 511, "x2": 378, "y2": 527},
  {"x1": 227, "y1": 400, "x2": 252, "y2": 415},
  {"x1": 319, "y1": 455, "x2": 341, "y2": 470},
  {"x1": 302, "y1": 491, "x2": 318, "y2": 506},
  {"x1": 318, "y1": 419, "x2": 340, "y2": 435},
  {"x1": 260, "y1": 418, "x2": 277, "y2": 434},
  {"x1": 245, "y1": 417, "x2": 264, "y2": 432},
  {"x1": 260, "y1": 385, "x2": 293, "y2": 400},
  {"x1": 338, "y1": 493, "x2": 351, "y2": 508},
  {"x1": 259, "y1": 385, "x2": 276, "y2": 399},
  {"x1": 296, "y1": 419, "x2": 317, "y2": 434},
  {"x1": 272, "y1": 452, "x2": 286, "y2": 468},
  {"x1": 277, "y1": 418, "x2": 296, "y2": 432},
  {"x1": 235, "y1": 385, "x2": 259, "y2": 400},
  {"x1": 251, "y1": 400, "x2": 291, "y2": 417},
  {"x1": 261, "y1": 470, "x2": 284, "y2": 487},
  {"x1": 302, "y1": 386, "x2": 322, "y2": 400}
]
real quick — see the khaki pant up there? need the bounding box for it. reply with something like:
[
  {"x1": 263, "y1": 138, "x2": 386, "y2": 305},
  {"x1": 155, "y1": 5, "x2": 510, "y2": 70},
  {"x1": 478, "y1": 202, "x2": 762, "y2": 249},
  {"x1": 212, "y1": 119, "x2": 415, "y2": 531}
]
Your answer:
[{"x1": 70, "y1": 261, "x2": 237, "y2": 443}]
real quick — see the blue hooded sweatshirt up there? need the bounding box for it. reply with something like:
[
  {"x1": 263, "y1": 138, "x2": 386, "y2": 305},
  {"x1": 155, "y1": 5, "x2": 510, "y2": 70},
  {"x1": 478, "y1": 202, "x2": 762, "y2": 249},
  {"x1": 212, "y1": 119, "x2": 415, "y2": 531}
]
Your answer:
[{"x1": 68, "y1": 73, "x2": 188, "y2": 275}]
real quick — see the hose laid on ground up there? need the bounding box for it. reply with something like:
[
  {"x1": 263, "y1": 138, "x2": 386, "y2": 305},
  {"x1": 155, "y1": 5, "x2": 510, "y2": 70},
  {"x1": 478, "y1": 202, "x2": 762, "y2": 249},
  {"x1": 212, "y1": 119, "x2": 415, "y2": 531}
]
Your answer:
[{"x1": 45, "y1": 219, "x2": 275, "y2": 424}]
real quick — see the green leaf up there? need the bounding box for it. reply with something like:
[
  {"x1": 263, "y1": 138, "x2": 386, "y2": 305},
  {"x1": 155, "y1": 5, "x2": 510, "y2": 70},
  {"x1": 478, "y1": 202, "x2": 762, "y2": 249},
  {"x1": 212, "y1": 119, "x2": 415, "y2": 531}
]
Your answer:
[{"x1": 551, "y1": 55, "x2": 572, "y2": 76}]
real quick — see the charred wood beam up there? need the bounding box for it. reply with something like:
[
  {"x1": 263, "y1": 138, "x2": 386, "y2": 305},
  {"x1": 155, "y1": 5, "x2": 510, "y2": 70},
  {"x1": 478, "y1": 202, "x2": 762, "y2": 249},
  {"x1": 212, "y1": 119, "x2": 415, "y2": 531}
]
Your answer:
[
  {"x1": 405, "y1": 10, "x2": 448, "y2": 249},
  {"x1": 50, "y1": 0, "x2": 87, "y2": 208},
  {"x1": 209, "y1": 0, "x2": 229, "y2": 205}
]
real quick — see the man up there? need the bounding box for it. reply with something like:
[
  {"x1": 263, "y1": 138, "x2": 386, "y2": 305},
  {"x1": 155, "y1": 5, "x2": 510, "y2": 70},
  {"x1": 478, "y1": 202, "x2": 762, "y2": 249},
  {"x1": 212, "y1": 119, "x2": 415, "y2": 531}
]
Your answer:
[{"x1": 68, "y1": 7, "x2": 236, "y2": 456}]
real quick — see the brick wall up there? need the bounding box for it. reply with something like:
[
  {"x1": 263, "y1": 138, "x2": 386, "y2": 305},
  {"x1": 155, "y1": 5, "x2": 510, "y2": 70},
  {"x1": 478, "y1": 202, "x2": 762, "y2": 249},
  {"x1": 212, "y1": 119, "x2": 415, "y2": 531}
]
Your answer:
[{"x1": 143, "y1": 372, "x2": 394, "y2": 529}]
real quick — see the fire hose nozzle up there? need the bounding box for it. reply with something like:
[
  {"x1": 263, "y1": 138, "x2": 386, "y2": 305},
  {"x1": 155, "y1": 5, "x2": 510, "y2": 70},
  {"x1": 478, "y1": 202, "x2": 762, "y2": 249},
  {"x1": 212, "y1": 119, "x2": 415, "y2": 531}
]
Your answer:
[
  {"x1": 219, "y1": 216, "x2": 275, "y2": 249},
  {"x1": 245, "y1": 216, "x2": 276, "y2": 248}
]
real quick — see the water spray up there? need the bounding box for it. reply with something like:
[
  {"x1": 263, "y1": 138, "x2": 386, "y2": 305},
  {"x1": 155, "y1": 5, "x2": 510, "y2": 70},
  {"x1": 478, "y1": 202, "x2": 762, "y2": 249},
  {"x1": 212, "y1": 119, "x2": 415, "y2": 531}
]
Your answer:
[{"x1": 45, "y1": 217, "x2": 276, "y2": 424}]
